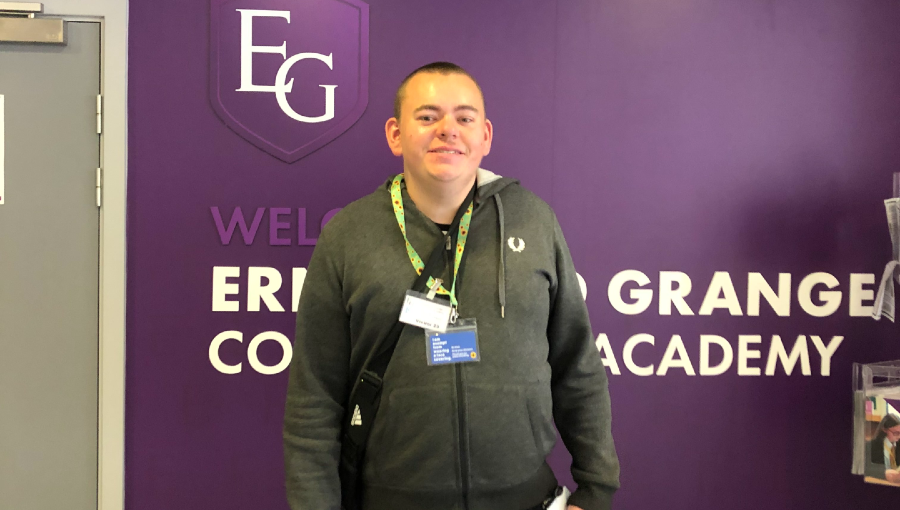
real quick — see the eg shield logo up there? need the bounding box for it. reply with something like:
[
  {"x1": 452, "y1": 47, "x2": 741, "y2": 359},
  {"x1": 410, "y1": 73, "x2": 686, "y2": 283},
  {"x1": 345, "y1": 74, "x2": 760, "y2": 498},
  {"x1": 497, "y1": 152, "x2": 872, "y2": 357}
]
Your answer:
[
  {"x1": 210, "y1": 0, "x2": 369, "y2": 163},
  {"x1": 234, "y1": 9, "x2": 336, "y2": 124}
]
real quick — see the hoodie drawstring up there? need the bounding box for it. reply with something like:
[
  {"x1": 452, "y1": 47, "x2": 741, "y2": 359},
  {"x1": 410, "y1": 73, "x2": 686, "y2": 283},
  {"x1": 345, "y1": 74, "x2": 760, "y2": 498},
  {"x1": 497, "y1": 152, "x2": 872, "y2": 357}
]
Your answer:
[{"x1": 495, "y1": 194, "x2": 507, "y2": 319}]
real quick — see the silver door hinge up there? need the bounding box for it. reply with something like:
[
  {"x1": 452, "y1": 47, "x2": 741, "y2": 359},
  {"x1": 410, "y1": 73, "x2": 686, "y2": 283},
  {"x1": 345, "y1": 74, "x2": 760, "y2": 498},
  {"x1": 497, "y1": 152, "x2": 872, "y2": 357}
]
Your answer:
[
  {"x1": 95, "y1": 167, "x2": 102, "y2": 208},
  {"x1": 96, "y1": 95, "x2": 102, "y2": 134}
]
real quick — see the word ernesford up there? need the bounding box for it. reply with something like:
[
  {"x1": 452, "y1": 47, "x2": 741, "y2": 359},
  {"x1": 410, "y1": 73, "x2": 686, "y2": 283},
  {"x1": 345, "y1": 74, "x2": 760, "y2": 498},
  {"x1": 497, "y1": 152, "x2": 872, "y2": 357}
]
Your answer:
[{"x1": 236, "y1": 9, "x2": 336, "y2": 123}]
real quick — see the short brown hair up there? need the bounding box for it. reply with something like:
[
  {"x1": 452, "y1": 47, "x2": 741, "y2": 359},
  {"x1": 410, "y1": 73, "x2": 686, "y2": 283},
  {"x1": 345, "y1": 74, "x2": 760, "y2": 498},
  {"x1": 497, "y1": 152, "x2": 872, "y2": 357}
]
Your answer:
[{"x1": 392, "y1": 61, "x2": 485, "y2": 120}]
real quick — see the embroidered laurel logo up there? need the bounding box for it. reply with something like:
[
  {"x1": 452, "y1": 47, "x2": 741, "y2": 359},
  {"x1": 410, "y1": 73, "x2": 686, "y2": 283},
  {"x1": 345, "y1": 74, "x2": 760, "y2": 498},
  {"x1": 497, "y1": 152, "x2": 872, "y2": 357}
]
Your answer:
[{"x1": 507, "y1": 237, "x2": 525, "y2": 252}]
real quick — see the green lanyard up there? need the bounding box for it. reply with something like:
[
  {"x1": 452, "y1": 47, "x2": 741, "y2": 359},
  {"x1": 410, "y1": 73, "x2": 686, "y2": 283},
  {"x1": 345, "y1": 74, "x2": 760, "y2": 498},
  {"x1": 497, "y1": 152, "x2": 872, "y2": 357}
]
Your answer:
[{"x1": 390, "y1": 174, "x2": 473, "y2": 308}]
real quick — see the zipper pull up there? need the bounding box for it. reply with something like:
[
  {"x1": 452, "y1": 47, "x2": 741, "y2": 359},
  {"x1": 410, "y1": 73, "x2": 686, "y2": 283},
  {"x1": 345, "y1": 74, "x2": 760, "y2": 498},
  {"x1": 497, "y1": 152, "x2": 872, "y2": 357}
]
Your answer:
[{"x1": 445, "y1": 235, "x2": 451, "y2": 250}]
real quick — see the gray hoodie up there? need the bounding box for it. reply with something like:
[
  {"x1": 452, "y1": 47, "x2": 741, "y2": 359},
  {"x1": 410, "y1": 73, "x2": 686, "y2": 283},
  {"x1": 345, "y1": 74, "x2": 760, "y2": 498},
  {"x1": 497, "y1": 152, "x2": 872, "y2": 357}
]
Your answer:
[{"x1": 284, "y1": 169, "x2": 619, "y2": 510}]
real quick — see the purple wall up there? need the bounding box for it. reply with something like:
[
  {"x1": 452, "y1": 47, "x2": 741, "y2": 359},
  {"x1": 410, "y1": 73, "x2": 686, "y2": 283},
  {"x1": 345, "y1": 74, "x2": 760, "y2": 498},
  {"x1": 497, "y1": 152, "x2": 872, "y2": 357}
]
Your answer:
[{"x1": 127, "y1": 0, "x2": 900, "y2": 508}]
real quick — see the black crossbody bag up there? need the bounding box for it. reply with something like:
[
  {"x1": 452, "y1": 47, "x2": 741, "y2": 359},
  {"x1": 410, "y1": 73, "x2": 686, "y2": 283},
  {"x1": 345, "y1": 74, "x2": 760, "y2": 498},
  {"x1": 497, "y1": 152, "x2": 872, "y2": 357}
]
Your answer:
[{"x1": 338, "y1": 184, "x2": 475, "y2": 510}]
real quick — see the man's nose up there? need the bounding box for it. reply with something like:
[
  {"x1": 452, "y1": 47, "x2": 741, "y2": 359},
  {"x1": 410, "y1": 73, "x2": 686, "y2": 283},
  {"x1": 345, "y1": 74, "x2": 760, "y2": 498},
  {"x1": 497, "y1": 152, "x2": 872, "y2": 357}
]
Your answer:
[{"x1": 437, "y1": 116, "x2": 459, "y2": 139}]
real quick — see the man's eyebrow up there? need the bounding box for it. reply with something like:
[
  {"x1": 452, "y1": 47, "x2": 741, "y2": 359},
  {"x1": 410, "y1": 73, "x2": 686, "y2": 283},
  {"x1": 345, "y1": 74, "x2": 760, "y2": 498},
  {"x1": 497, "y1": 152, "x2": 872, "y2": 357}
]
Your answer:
[
  {"x1": 412, "y1": 104, "x2": 440, "y2": 114},
  {"x1": 412, "y1": 104, "x2": 481, "y2": 114}
]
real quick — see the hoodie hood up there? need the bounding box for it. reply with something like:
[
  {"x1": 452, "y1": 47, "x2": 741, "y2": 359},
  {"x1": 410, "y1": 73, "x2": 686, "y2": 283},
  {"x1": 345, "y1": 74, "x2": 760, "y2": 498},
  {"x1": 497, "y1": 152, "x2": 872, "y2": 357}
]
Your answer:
[
  {"x1": 475, "y1": 168, "x2": 517, "y2": 200},
  {"x1": 476, "y1": 168, "x2": 515, "y2": 317}
]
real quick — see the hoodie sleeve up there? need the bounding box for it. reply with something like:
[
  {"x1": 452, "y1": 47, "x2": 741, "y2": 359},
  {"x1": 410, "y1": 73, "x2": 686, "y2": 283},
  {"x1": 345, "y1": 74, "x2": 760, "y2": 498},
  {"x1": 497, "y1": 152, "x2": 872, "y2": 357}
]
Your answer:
[
  {"x1": 546, "y1": 214, "x2": 620, "y2": 510},
  {"x1": 284, "y1": 224, "x2": 350, "y2": 510}
]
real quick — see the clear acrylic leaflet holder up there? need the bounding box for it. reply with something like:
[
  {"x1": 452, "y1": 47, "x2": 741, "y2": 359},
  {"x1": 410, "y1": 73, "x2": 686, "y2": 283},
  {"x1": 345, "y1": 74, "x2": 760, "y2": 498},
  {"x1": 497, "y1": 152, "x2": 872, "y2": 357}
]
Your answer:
[
  {"x1": 851, "y1": 175, "x2": 900, "y2": 480},
  {"x1": 852, "y1": 361, "x2": 900, "y2": 477}
]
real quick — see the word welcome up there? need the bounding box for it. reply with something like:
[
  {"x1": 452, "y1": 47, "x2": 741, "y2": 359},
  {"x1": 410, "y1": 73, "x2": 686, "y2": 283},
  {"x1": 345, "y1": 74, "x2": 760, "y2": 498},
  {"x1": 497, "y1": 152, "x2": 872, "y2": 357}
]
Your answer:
[{"x1": 211, "y1": 206, "x2": 341, "y2": 246}]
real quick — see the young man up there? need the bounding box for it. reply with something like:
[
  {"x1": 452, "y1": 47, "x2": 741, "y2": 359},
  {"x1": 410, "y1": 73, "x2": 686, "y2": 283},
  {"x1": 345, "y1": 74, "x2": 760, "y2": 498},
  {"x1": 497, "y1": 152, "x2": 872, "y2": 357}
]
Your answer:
[{"x1": 284, "y1": 62, "x2": 619, "y2": 510}]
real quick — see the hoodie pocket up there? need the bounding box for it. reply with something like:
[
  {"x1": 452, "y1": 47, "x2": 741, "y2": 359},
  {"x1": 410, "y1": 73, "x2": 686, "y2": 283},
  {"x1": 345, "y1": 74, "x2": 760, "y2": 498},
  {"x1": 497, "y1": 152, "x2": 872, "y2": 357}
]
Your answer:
[
  {"x1": 365, "y1": 384, "x2": 458, "y2": 490},
  {"x1": 466, "y1": 382, "x2": 555, "y2": 488}
]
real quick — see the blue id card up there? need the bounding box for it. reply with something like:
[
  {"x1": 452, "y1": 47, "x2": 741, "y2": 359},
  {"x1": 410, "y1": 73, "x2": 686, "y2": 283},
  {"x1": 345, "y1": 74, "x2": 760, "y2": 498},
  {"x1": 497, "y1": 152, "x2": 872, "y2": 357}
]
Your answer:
[{"x1": 426, "y1": 318, "x2": 480, "y2": 366}]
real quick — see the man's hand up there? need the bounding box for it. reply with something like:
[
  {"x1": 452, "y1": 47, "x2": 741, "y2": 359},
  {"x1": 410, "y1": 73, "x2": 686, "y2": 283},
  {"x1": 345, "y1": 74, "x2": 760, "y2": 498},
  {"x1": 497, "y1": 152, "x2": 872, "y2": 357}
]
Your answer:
[{"x1": 886, "y1": 469, "x2": 900, "y2": 484}]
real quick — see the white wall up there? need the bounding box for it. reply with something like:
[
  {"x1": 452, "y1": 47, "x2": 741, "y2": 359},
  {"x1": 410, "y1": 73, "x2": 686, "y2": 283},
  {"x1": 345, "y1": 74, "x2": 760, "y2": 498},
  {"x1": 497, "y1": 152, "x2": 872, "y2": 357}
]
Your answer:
[{"x1": 42, "y1": 1, "x2": 127, "y2": 509}]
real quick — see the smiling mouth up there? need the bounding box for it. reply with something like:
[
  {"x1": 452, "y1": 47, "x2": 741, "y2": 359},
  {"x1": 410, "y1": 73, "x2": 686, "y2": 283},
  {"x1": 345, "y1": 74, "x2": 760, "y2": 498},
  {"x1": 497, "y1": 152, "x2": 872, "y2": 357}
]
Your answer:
[{"x1": 429, "y1": 149, "x2": 464, "y2": 155}]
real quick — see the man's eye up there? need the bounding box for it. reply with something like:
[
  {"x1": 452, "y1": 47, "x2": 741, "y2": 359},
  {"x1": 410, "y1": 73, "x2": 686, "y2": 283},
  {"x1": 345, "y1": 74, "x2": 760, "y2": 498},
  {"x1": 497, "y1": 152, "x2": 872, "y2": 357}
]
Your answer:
[
  {"x1": 418, "y1": 115, "x2": 436, "y2": 122},
  {"x1": 459, "y1": 117, "x2": 475, "y2": 124}
]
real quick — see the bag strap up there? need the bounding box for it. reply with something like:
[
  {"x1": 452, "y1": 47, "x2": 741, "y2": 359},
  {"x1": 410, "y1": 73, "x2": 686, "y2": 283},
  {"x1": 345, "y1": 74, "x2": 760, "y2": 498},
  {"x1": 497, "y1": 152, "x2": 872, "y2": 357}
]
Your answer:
[
  {"x1": 344, "y1": 182, "x2": 475, "y2": 437},
  {"x1": 367, "y1": 181, "x2": 476, "y2": 376},
  {"x1": 340, "y1": 182, "x2": 476, "y2": 510}
]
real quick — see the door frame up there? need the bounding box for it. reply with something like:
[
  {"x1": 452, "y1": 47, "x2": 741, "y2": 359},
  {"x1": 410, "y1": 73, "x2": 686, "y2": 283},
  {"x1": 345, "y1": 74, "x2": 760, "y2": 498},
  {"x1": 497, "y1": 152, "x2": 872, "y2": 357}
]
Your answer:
[{"x1": 26, "y1": 3, "x2": 127, "y2": 510}]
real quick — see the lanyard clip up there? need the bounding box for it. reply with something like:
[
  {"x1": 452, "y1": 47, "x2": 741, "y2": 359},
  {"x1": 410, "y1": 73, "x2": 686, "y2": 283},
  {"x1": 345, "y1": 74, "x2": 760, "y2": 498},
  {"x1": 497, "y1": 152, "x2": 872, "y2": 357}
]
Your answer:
[
  {"x1": 449, "y1": 305, "x2": 459, "y2": 324},
  {"x1": 427, "y1": 278, "x2": 443, "y2": 300}
]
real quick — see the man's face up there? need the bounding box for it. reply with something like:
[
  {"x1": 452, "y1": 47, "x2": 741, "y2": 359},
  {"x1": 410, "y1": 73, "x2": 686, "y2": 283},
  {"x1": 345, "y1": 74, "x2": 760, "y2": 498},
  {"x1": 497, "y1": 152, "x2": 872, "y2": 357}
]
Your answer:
[{"x1": 385, "y1": 72, "x2": 493, "y2": 186}]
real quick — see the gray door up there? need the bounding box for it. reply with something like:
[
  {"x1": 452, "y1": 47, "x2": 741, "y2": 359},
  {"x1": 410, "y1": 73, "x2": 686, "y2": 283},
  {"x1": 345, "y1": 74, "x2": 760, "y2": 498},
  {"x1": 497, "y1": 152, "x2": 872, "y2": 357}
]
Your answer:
[{"x1": 0, "y1": 21, "x2": 101, "y2": 510}]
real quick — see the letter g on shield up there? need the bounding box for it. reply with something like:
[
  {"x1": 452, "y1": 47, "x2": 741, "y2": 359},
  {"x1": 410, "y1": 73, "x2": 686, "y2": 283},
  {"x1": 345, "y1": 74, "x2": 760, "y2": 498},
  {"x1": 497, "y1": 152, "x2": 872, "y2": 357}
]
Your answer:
[{"x1": 274, "y1": 52, "x2": 336, "y2": 123}]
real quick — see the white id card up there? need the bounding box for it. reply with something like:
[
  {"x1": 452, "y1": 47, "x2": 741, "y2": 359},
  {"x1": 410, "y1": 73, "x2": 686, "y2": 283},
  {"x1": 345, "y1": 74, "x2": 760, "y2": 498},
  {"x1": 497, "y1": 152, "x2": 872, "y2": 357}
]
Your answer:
[{"x1": 398, "y1": 291, "x2": 452, "y2": 332}]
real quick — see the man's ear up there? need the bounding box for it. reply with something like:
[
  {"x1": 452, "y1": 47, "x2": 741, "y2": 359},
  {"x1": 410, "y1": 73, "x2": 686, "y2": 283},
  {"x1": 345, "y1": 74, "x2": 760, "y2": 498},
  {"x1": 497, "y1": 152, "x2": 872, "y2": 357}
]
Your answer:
[
  {"x1": 482, "y1": 118, "x2": 494, "y2": 157},
  {"x1": 385, "y1": 117, "x2": 403, "y2": 156}
]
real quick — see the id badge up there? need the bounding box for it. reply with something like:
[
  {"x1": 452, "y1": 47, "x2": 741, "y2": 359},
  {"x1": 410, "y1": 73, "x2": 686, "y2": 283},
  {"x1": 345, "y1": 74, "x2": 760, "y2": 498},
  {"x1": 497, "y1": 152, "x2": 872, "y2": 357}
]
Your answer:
[
  {"x1": 426, "y1": 318, "x2": 480, "y2": 366},
  {"x1": 398, "y1": 290, "x2": 452, "y2": 332}
]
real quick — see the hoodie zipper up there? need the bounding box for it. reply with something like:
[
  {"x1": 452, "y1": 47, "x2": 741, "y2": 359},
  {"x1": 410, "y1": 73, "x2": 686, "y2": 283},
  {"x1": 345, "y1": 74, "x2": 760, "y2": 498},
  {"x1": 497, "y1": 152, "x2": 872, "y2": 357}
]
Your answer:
[
  {"x1": 455, "y1": 363, "x2": 470, "y2": 509},
  {"x1": 452, "y1": 202, "x2": 475, "y2": 509}
]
